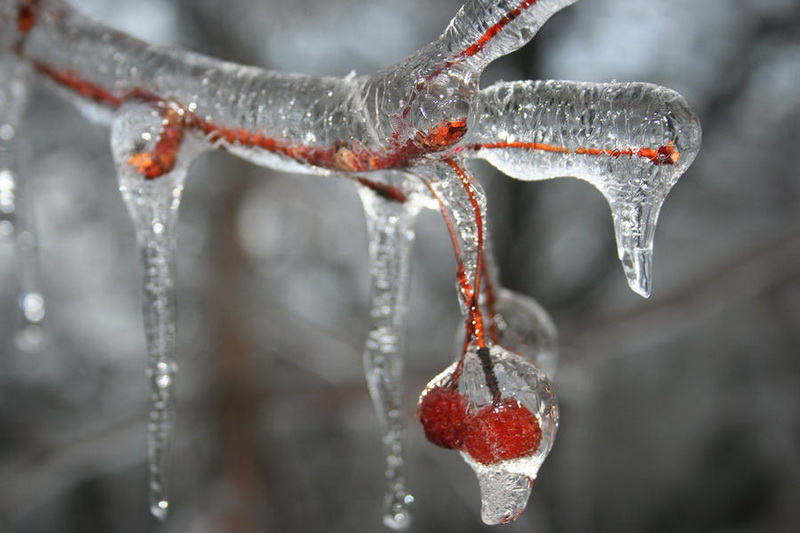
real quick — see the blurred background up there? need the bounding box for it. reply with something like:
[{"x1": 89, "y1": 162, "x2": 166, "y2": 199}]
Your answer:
[{"x1": 1, "y1": 0, "x2": 799, "y2": 531}]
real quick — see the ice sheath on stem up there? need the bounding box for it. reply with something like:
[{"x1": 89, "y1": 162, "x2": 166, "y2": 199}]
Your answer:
[
  {"x1": 112, "y1": 101, "x2": 206, "y2": 520},
  {"x1": 358, "y1": 174, "x2": 423, "y2": 529}
]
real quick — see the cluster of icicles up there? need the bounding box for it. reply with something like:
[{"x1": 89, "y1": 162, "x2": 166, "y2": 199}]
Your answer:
[{"x1": 0, "y1": 0, "x2": 701, "y2": 528}]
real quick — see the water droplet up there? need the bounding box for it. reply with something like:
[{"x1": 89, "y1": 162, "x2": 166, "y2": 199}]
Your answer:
[
  {"x1": 151, "y1": 499, "x2": 169, "y2": 521},
  {"x1": 15, "y1": 323, "x2": 45, "y2": 352},
  {"x1": 155, "y1": 373, "x2": 171, "y2": 389},
  {"x1": 0, "y1": 124, "x2": 15, "y2": 141},
  {"x1": 21, "y1": 292, "x2": 45, "y2": 323},
  {"x1": 0, "y1": 220, "x2": 13, "y2": 236}
]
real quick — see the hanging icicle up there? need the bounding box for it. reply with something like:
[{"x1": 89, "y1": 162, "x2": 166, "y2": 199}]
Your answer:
[
  {"x1": 0, "y1": 51, "x2": 46, "y2": 352},
  {"x1": 111, "y1": 99, "x2": 206, "y2": 520},
  {"x1": 357, "y1": 172, "x2": 428, "y2": 529}
]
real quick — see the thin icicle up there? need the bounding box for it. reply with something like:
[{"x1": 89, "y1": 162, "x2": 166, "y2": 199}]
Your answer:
[
  {"x1": 357, "y1": 174, "x2": 422, "y2": 530},
  {"x1": 0, "y1": 57, "x2": 46, "y2": 351},
  {"x1": 111, "y1": 101, "x2": 206, "y2": 520}
]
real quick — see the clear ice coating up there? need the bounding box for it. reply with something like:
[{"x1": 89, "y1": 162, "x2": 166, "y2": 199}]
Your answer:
[
  {"x1": 465, "y1": 80, "x2": 702, "y2": 296},
  {"x1": 419, "y1": 345, "x2": 559, "y2": 524},
  {"x1": 416, "y1": 160, "x2": 488, "y2": 317},
  {"x1": 14, "y1": 0, "x2": 699, "y2": 296},
  {"x1": 3, "y1": 0, "x2": 701, "y2": 526},
  {"x1": 492, "y1": 289, "x2": 558, "y2": 377}
]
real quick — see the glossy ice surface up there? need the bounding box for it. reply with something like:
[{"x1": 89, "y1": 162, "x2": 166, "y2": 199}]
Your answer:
[
  {"x1": 0, "y1": 0, "x2": 700, "y2": 527},
  {"x1": 420, "y1": 345, "x2": 559, "y2": 524}
]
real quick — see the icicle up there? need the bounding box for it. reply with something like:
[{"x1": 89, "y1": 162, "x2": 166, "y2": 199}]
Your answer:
[
  {"x1": 418, "y1": 344, "x2": 558, "y2": 524},
  {"x1": 111, "y1": 100, "x2": 206, "y2": 520},
  {"x1": 357, "y1": 174, "x2": 423, "y2": 529},
  {"x1": 466, "y1": 80, "x2": 702, "y2": 296},
  {"x1": 13, "y1": 227, "x2": 46, "y2": 352},
  {"x1": 1, "y1": 57, "x2": 46, "y2": 351},
  {"x1": 0, "y1": 125, "x2": 17, "y2": 240}
]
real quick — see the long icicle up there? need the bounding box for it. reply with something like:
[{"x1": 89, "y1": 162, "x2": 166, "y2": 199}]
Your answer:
[
  {"x1": 0, "y1": 58, "x2": 46, "y2": 351},
  {"x1": 357, "y1": 177, "x2": 421, "y2": 530},
  {"x1": 112, "y1": 101, "x2": 205, "y2": 520}
]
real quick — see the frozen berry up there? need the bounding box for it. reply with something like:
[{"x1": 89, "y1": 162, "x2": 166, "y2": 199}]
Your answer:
[
  {"x1": 463, "y1": 398, "x2": 541, "y2": 464},
  {"x1": 418, "y1": 386, "x2": 469, "y2": 449}
]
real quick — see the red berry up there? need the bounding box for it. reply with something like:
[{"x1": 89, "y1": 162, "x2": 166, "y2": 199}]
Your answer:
[
  {"x1": 418, "y1": 386, "x2": 469, "y2": 449},
  {"x1": 463, "y1": 398, "x2": 541, "y2": 464}
]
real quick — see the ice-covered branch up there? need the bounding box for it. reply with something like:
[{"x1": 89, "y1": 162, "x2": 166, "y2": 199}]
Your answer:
[{"x1": 0, "y1": 0, "x2": 701, "y2": 527}]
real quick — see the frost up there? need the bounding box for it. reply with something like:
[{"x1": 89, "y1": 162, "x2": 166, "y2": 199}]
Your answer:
[{"x1": 1, "y1": 0, "x2": 700, "y2": 527}]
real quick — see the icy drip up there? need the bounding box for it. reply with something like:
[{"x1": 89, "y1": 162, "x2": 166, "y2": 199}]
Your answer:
[
  {"x1": 1, "y1": 58, "x2": 46, "y2": 351},
  {"x1": 358, "y1": 180, "x2": 422, "y2": 530},
  {"x1": 0, "y1": 123, "x2": 17, "y2": 238},
  {"x1": 466, "y1": 80, "x2": 702, "y2": 296},
  {"x1": 121, "y1": 185, "x2": 182, "y2": 521},
  {"x1": 419, "y1": 345, "x2": 558, "y2": 524},
  {"x1": 112, "y1": 102, "x2": 204, "y2": 520},
  {"x1": 136, "y1": 207, "x2": 179, "y2": 521}
]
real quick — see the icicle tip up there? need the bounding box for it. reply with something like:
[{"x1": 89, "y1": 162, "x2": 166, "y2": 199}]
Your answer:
[
  {"x1": 621, "y1": 246, "x2": 653, "y2": 298},
  {"x1": 150, "y1": 499, "x2": 169, "y2": 522},
  {"x1": 382, "y1": 492, "x2": 415, "y2": 530}
]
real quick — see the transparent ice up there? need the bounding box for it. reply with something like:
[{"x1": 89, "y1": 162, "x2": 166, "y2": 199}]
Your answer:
[
  {"x1": 466, "y1": 80, "x2": 702, "y2": 296},
  {"x1": 420, "y1": 345, "x2": 559, "y2": 524},
  {"x1": 0, "y1": 51, "x2": 46, "y2": 351},
  {"x1": 2, "y1": 0, "x2": 701, "y2": 526},
  {"x1": 358, "y1": 174, "x2": 429, "y2": 529},
  {"x1": 111, "y1": 100, "x2": 207, "y2": 520}
]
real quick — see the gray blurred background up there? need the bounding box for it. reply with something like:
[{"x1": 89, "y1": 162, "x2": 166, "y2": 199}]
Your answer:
[{"x1": 1, "y1": 0, "x2": 799, "y2": 531}]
